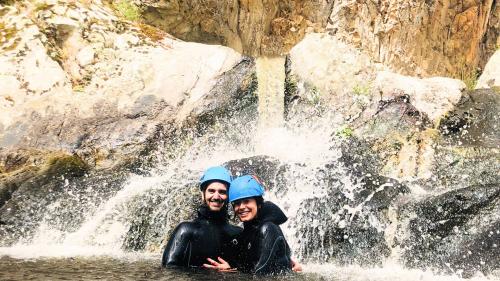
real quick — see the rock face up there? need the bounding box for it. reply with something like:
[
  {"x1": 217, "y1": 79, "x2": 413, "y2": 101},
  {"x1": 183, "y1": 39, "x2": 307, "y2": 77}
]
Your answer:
[
  {"x1": 328, "y1": 0, "x2": 498, "y2": 76},
  {"x1": 401, "y1": 184, "x2": 500, "y2": 277},
  {"x1": 0, "y1": 0, "x2": 250, "y2": 171},
  {"x1": 138, "y1": 0, "x2": 334, "y2": 56},
  {"x1": 287, "y1": 33, "x2": 383, "y2": 121},
  {"x1": 373, "y1": 71, "x2": 466, "y2": 126},
  {"x1": 0, "y1": 0, "x2": 259, "y2": 248},
  {"x1": 476, "y1": 50, "x2": 500, "y2": 91}
]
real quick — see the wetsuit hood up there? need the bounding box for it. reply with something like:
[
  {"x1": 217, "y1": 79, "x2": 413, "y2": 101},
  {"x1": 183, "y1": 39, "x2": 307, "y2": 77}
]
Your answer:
[
  {"x1": 244, "y1": 201, "x2": 287, "y2": 227},
  {"x1": 197, "y1": 204, "x2": 228, "y2": 223}
]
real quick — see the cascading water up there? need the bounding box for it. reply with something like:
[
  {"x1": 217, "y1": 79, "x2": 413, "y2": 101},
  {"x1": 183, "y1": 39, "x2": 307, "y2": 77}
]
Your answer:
[
  {"x1": 0, "y1": 61, "x2": 498, "y2": 281},
  {"x1": 256, "y1": 56, "x2": 286, "y2": 130}
]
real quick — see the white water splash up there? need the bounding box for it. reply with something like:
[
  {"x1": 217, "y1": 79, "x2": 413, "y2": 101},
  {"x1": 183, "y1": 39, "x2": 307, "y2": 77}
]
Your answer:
[{"x1": 306, "y1": 263, "x2": 500, "y2": 281}]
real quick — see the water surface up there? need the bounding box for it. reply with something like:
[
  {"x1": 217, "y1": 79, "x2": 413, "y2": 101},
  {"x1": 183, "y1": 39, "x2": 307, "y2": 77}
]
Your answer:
[{"x1": 1, "y1": 256, "x2": 498, "y2": 281}]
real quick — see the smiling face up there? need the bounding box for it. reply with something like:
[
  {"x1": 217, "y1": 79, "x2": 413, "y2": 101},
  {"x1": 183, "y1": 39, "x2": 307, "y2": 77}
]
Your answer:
[
  {"x1": 233, "y1": 198, "x2": 259, "y2": 222},
  {"x1": 203, "y1": 181, "x2": 228, "y2": 212}
]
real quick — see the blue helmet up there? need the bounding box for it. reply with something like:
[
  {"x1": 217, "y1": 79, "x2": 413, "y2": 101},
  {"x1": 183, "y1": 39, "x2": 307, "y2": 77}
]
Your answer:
[
  {"x1": 200, "y1": 166, "x2": 232, "y2": 190},
  {"x1": 229, "y1": 175, "x2": 265, "y2": 203}
]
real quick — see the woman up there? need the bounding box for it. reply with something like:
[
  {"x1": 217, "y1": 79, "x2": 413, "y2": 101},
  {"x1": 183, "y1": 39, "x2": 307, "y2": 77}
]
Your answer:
[{"x1": 203, "y1": 175, "x2": 300, "y2": 274}]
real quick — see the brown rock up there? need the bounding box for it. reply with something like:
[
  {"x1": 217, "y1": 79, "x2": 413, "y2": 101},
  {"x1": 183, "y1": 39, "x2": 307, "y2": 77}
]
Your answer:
[
  {"x1": 327, "y1": 0, "x2": 497, "y2": 77},
  {"x1": 138, "y1": 0, "x2": 334, "y2": 56}
]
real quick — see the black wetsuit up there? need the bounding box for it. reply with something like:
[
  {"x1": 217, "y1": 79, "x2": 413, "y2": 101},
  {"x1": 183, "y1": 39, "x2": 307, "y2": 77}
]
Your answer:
[
  {"x1": 232, "y1": 201, "x2": 292, "y2": 275},
  {"x1": 161, "y1": 205, "x2": 242, "y2": 267}
]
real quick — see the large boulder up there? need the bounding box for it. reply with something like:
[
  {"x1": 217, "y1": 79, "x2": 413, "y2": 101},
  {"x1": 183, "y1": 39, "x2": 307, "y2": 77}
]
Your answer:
[
  {"x1": 373, "y1": 71, "x2": 465, "y2": 126},
  {"x1": 401, "y1": 184, "x2": 500, "y2": 277},
  {"x1": 476, "y1": 50, "x2": 500, "y2": 91}
]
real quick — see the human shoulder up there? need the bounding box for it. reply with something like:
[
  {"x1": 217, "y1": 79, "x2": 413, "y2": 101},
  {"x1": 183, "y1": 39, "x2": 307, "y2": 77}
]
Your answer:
[
  {"x1": 258, "y1": 221, "x2": 282, "y2": 236},
  {"x1": 171, "y1": 221, "x2": 199, "y2": 236}
]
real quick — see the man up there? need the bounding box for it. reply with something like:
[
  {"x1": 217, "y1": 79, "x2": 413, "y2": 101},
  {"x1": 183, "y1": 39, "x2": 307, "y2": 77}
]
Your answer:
[{"x1": 161, "y1": 166, "x2": 241, "y2": 267}]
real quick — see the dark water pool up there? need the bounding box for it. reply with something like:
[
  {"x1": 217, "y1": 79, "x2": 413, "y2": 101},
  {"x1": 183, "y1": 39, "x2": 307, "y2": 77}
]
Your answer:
[
  {"x1": 0, "y1": 256, "x2": 320, "y2": 281},
  {"x1": 1, "y1": 256, "x2": 499, "y2": 281}
]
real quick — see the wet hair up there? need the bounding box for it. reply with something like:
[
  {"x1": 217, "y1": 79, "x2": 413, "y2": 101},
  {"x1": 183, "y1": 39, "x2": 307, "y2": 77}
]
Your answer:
[{"x1": 254, "y1": 196, "x2": 264, "y2": 206}]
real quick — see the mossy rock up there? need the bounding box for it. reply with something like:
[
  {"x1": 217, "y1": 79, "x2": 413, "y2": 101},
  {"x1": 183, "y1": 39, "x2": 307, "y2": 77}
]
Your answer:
[
  {"x1": 43, "y1": 154, "x2": 89, "y2": 178},
  {"x1": 0, "y1": 21, "x2": 20, "y2": 52}
]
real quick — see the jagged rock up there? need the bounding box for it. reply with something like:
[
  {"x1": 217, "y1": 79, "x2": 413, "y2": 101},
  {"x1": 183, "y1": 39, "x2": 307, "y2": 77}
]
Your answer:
[
  {"x1": 225, "y1": 155, "x2": 283, "y2": 192},
  {"x1": 328, "y1": 0, "x2": 498, "y2": 76},
  {"x1": 0, "y1": 160, "x2": 129, "y2": 246},
  {"x1": 401, "y1": 184, "x2": 500, "y2": 276},
  {"x1": 439, "y1": 89, "x2": 500, "y2": 148},
  {"x1": 373, "y1": 71, "x2": 466, "y2": 126},
  {"x1": 138, "y1": 0, "x2": 334, "y2": 56},
  {"x1": 476, "y1": 50, "x2": 500, "y2": 91}
]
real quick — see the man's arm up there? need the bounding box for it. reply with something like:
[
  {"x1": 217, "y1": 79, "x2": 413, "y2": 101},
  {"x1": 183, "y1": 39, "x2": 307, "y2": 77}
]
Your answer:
[{"x1": 161, "y1": 222, "x2": 194, "y2": 267}]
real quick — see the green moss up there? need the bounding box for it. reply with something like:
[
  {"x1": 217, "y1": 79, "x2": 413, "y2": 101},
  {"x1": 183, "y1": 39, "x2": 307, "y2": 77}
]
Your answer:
[
  {"x1": 352, "y1": 84, "x2": 370, "y2": 96},
  {"x1": 336, "y1": 125, "x2": 354, "y2": 138},
  {"x1": 73, "y1": 85, "x2": 85, "y2": 92},
  {"x1": 0, "y1": 21, "x2": 20, "y2": 51},
  {"x1": 44, "y1": 154, "x2": 89, "y2": 178},
  {"x1": 308, "y1": 86, "x2": 321, "y2": 105},
  {"x1": 455, "y1": 62, "x2": 479, "y2": 91},
  {"x1": 113, "y1": 0, "x2": 141, "y2": 22}
]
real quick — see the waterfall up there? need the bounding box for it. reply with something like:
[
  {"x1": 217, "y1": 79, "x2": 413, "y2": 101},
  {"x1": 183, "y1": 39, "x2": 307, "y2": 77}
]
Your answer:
[{"x1": 255, "y1": 56, "x2": 286, "y2": 130}]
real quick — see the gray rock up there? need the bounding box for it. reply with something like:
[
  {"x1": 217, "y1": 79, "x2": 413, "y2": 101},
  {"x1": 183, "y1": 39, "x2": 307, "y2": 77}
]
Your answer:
[
  {"x1": 476, "y1": 50, "x2": 500, "y2": 91},
  {"x1": 439, "y1": 89, "x2": 500, "y2": 148},
  {"x1": 401, "y1": 184, "x2": 500, "y2": 276}
]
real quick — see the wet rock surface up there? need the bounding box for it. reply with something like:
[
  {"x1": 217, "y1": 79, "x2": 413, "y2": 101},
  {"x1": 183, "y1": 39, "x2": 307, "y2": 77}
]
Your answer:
[
  {"x1": 292, "y1": 152, "x2": 409, "y2": 265},
  {"x1": 0, "y1": 165, "x2": 129, "y2": 246},
  {"x1": 225, "y1": 153, "x2": 409, "y2": 265},
  {"x1": 439, "y1": 89, "x2": 500, "y2": 148},
  {"x1": 401, "y1": 184, "x2": 500, "y2": 276}
]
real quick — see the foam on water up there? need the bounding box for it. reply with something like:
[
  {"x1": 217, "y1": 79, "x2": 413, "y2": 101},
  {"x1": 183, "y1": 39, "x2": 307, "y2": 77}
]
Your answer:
[{"x1": 306, "y1": 263, "x2": 500, "y2": 281}]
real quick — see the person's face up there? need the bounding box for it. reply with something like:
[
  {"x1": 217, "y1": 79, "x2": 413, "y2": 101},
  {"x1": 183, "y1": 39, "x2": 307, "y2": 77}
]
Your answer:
[
  {"x1": 203, "y1": 182, "x2": 228, "y2": 212},
  {"x1": 233, "y1": 198, "x2": 258, "y2": 222}
]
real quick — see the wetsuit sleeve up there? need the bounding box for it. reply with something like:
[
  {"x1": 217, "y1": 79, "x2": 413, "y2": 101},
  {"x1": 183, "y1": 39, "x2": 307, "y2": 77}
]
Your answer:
[
  {"x1": 253, "y1": 222, "x2": 292, "y2": 274},
  {"x1": 161, "y1": 222, "x2": 194, "y2": 267},
  {"x1": 221, "y1": 225, "x2": 243, "y2": 265}
]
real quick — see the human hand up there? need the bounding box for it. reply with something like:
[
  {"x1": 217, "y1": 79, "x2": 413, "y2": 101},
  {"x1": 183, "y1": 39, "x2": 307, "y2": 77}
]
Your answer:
[
  {"x1": 291, "y1": 257, "x2": 303, "y2": 272},
  {"x1": 203, "y1": 257, "x2": 236, "y2": 272}
]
